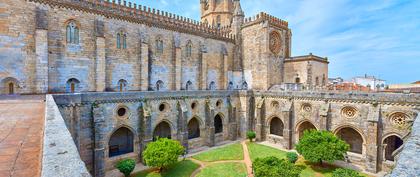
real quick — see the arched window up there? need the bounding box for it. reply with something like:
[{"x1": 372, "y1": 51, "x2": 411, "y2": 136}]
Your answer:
[
  {"x1": 117, "y1": 31, "x2": 127, "y2": 49},
  {"x1": 153, "y1": 121, "x2": 171, "y2": 141},
  {"x1": 186, "y1": 41, "x2": 192, "y2": 57},
  {"x1": 66, "y1": 78, "x2": 80, "y2": 93},
  {"x1": 269, "y1": 117, "x2": 284, "y2": 136},
  {"x1": 209, "y1": 81, "x2": 216, "y2": 90},
  {"x1": 228, "y1": 82, "x2": 234, "y2": 90},
  {"x1": 295, "y1": 77, "x2": 300, "y2": 84},
  {"x1": 383, "y1": 135, "x2": 403, "y2": 161},
  {"x1": 188, "y1": 118, "x2": 200, "y2": 139},
  {"x1": 118, "y1": 79, "x2": 128, "y2": 92},
  {"x1": 216, "y1": 15, "x2": 221, "y2": 28},
  {"x1": 186, "y1": 81, "x2": 193, "y2": 90},
  {"x1": 66, "y1": 21, "x2": 79, "y2": 44},
  {"x1": 214, "y1": 114, "x2": 223, "y2": 134},
  {"x1": 297, "y1": 121, "x2": 316, "y2": 139},
  {"x1": 8, "y1": 82, "x2": 14, "y2": 95},
  {"x1": 242, "y1": 81, "x2": 248, "y2": 90},
  {"x1": 156, "y1": 37, "x2": 164, "y2": 55},
  {"x1": 108, "y1": 127, "x2": 134, "y2": 157},
  {"x1": 315, "y1": 77, "x2": 319, "y2": 86},
  {"x1": 336, "y1": 127, "x2": 364, "y2": 154},
  {"x1": 156, "y1": 80, "x2": 164, "y2": 91}
]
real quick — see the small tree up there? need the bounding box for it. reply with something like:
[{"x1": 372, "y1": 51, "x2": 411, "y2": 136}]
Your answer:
[
  {"x1": 295, "y1": 130, "x2": 349, "y2": 166},
  {"x1": 115, "y1": 159, "x2": 136, "y2": 177},
  {"x1": 332, "y1": 168, "x2": 363, "y2": 177},
  {"x1": 142, "y1": 138, "x2": 185, "y2": 172},
  {"x1": 286, "y1": 152, "x2": 298, "y2": 164},
  {"x1": 247, "y1": 131, "x2": 256, "y2": 142},
  {"x1": 253, "y1": 156, "x2": 301, "y2": 177}
]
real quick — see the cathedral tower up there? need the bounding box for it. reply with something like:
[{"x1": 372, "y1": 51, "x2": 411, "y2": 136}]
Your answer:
[{"x1": 200, "y1": 0, "x2": 234, "y2": 27}]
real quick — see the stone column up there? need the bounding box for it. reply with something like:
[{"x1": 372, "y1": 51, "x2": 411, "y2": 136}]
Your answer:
[
  {"x1": 174, "y1": 47, "x2": 182, "y2": 90},
  {"x1": 177, "y1": 101, "x2": 189, "y2": 150},
  {"x1": 205, "y1": 100, "x2": 215, "y2": 147},
  {"x1": 365, "y1": 105, "x2": 380, "y2": 173},
  {"x1": 140, "y1": 34, "x2": 149, "y2": 91},
  {"x1": 95, "y1": 20, "x2": 106, "y2": 92},
  {"x1": 200, "y1": 44, "x2": 208, "y2": 90},
  {"x1": 255, "y1": 98, "x2": 265, "y2": 141},
  {"x1": 319, "y1": 102, "x2": 330, "y2": 130},
  {"x1": 139, "y1": 102, "x2": 152, "y2": 163},
  {"x1": 222, "y1": 54, "x2": 228, "y2": 89},
  {"x1": 35, "y1": 8, "x2": 48, "y2": 93},
  {"x1": 93, "y1": 104, "x2": 106, "y2": 177},
  {"x1": 282, "y1": 110, "x2": 293, "y2": 149}
]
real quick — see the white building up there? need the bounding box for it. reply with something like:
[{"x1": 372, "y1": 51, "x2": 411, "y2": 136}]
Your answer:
[{"x1": 352, "y1": 74, "x2": 386, "y2": 91}]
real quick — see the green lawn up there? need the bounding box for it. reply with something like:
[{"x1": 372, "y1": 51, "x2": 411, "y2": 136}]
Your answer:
[
  {"x1": 246, "y1": 142, "x2": 288, "y2": 162},
  {"x1": 192, "y1": 143, "x2": 244, "y2": 162},
  {"x1": 132, "y1": 160, "x2": 199, "y2": 177},
  {"x1": 196, "y1": 162, "x2": 247, "y2": 177}
]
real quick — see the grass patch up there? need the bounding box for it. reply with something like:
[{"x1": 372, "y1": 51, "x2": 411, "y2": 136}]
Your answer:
[
  {"x1": 295, "y1": 158, "x2": 370, "y2": 177},
  {"x1": 246, "y1": 142, "x2": 288, "y2": 162},
  {"x1": 192, "y1": 143, "x2": 243, "y2": 162},
  {"x1": 132, "y1": 160, "x2": 199, "y2": 177},
  {"x1": 196, "y1": 162, "x2": 247, "y2": 177}
]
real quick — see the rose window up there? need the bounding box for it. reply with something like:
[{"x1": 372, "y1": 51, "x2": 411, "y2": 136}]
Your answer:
[
  {"x1": 269, "y1": 31, "x2": 282, "y2": 54},
  {"x1": 390, "y1": 112, "x2": 410, "y2": 128},
  {"x1": 341, "y1": 107, "x2": 358, "y2": 119}
]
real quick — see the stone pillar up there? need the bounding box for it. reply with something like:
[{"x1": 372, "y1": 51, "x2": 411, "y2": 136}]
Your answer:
[
  {"x1": 222, "y1": 54, "x2": 228, "y2": 89},
  {"x1": 319, "y1": 102, "x2": 330, "y2": 130},
  {"x1": 200, "y1": 44, "x2": 208, "y2": 90},
  {"x1": 255, "y1": 98, "x2": 265, "y2": 141},
  {"x1": 139, "y1": 102, "x2": 152, "y2": 163},
  {"x1": 93, "y1": 104, "x2": 106, "y2": 177},
  {"x1": 177, "y1": 101, "x2": 189, "y2": 150},
  {"x1": 365, "y1": 105, "x2": 380, "y2": 173},
  {"x1": 205, "y1": 100, "x2": 215, "y2": 147},
  {"x1": 174, "y1": 47, "x2": 182, "y2": 90},
  {"x1": 95, "y1": 20, "x2": 106, "y2": 92},
  {"x1": 35, "y1": 8, "x2": 48, "y2": 93},
  {"x1": 282, "y1": 110, "x2": 293, "y2": 150},
  {"x1": 140, "y1": 34, "x2": 149, "y2": 91}
]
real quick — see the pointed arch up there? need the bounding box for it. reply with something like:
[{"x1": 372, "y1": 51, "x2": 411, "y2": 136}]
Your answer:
[
  {"x1": 186, "y1": 80, "x2": 193, "y2": 90},
  {"x1": 334, "y1": 126, "x2": 365, "y2": 154},
  {"x1": 382, "y1": 134, "x2": 403, "y2": 161},
  {"x1": 295, "y1": 120, "x2": 317, "y2": 140},
  {"x1": 108, "y1": 127, "x2": 134, "y2": 157},
  {"x1": 118, "y1": 79, "x2": 128, "y2": 92},
  {"x1": 153, "y1": 121, "x2": 172, "y2": 141},
  {"x1": 156, "y1": 80, "x2": 164, "y2": 91},
  {"x1": 66, "y1": 20, "x2": 79, "y2": 44},
  {"x1": 214, "y1": 113, "x2": 223, "y2": 134},
  {"x1": 2, "y1": 77, "x2": 19, "y2": 95},
  {"x1": 269, "y1": 117, "x2": 284, "y2": 136},
  {"x1": 188, "y1": 117, "x2": 201, "y2": 139},
  {"x1": 186, "y1": 40, "x2": 193, "y2": 57},
  {"x1": 66, "y1": 78, "x2": 80, "y2": 93}
]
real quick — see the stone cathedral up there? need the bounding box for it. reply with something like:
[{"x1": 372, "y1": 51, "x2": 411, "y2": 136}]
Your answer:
[{"x1": 0, "y1": 0, "x2": 419, "y2": 177}]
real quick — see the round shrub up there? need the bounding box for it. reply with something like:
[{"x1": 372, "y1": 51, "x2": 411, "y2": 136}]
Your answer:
[
  {"x1": 296, "y1": 130, "x2": 349, "y2": 165},
  {"x1": 332, "y1": 168, "x2": 363, "y2": 177},
  {"x1": 247, "y1": 131, "x2": 257, "y2": 142},
  {"x1": 115, "y1": 159, "x2": 136, "y2": 177},
  {"x1": 253, "y1": 156, "x2": 301, "y2": 177},
  {"x1": 286, "y1": 152, "x2": 298, "y2": 164},
  {"x1": 142, "y1": 138, "x2": 185, "y2": 172}
]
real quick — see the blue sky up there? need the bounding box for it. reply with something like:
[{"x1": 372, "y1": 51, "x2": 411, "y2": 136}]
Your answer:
[{"x1": 133, "y1": 0, "x2": 420, "y2": 84}]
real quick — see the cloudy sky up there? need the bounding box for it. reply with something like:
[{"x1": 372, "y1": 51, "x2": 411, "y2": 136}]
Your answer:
[{"x1": 133, "y1": 0, "x2": 419, "y2": 84}]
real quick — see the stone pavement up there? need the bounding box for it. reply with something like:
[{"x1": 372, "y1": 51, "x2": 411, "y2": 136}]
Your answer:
[{"x1": 0, "y1": 95, "x2": 45, "y2": 177}]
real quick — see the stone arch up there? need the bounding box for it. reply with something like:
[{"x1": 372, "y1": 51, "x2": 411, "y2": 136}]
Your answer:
[
  {"x1": 242, "y1": 81, "x2": 248, "y2": 90},
  {"x1": 153, "y1": 120, "x2": 172, "y2": 141},
  {"x1": 66, "y1": 78, "x2": 80, "y2": 93},
  {"x1": 208, "y1": 81, "x2": 216, "y2": 90},
  {"x1": 2, "y1": 77, "x2": 19, "y2": 95},
  {"x1": 334, "y1": 126, "x2": 365, "y2": 154},
  {"x1": 295, "y1": 120, "x2": 317, "y2": 140},
  {"x1": 188, "y1": 117, "x2": 201, "y2": 139},
  {"x1": 156, "y1": 80, "x2": 164, "y2": 91},
  {"x1": 117, "y1": 79, "x2": 128, "y2": 92},
  {"x1": 228, "y1": 81, "x2": 234, "y2": 90},
  {"x1": 214, "y1": 113, "x2": 224, "y2": 134},
  {"x1": 269, "y1": 117, "x2": 284, "y2": 136},
  {"x1": 382, "y1": 134, "x2": 404, "y2": 161},
  {"x1": 108, "y1": 127, "x2": 134, "y2": 157}
]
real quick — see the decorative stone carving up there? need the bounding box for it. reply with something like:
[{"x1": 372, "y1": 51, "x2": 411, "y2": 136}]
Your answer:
[
  {"x1": 341, "y1": 106, "x2": 358, "y2": 119},
  {"x1": 389, "y1": 112, "x2": 411, "y2": 128},
  {"x1": 269, "y1": 31, "x2": 281, "y2": 54},
  {"x1": 301, "y1": 103, "x2": 312, "y2": 113},
  {"x1": 271, "y1": 101, "x2": 279, "y2": 109}
]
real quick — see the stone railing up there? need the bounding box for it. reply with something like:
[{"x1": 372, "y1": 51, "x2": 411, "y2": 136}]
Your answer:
[
  {"x1": 387, "y1": 111, "x2": 420, "y2": 176},
  {"x1": 27, "y1": 0, "x2": 235, "y2": 42},
  {"x1": 42, "y1": 95, "x2": 91, "y2": 177}
]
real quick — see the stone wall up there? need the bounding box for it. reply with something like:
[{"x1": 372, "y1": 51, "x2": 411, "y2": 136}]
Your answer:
[
  {"x1": 53, "y1": 90, "x2": 419, "y2": 176},
  {"x1": 43, "y1": 95, "x2": 91, "y2": 177}
]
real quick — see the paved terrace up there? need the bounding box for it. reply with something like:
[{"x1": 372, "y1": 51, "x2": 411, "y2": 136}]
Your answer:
[{"x1": 0, "y1": 95, "x2": 45, "y2": 177}]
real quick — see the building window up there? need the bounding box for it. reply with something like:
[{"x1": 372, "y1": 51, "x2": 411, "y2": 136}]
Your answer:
[
  {"x1": 8, "y1": 83, "x2": 14, "y2": 95},
  {"x1": 242, "y1": 81, "x2": 248, "y2": 90},
  {"x1": 186, "y1": 41, "x2": 192, "y2": 57},
  {"x1": 188, "y1": 118, "x2": 200, "y2": 139},
  {"x1": 118, "y1": 79, "x2": 128, "y2": 92},
  {"x1": 322, "y1": 74, "x2": 326, "y2": 86},
  {"x1": 156, "y1": 80, "x2": 164, "y2": 91},
  {"x1": 186, "y1": 81, "x2": 193, "y2": 90},
  {"x1": 66, "y1": 21, "x2": 79, "y2": 44},
  {"x1": 295, "y1": 77, "x2": 300, "y2": 84},
  {"x1": 208, "y1": 81, "x2": 216, "y2": 90},
  {"x1": 156, "y1": 37, "x2": 164, "y2": 55},
  {"x1": 66, "y1": 78, "x2": 80, "y2": 93},
  {"x1": 315, "y1": 77, "x2": 319, "y2": 86},
  {"x1": 214, "y1": 114, "x2": 223, "y2": 134},
  {"x1": 216, "y1": 15, "x2": 221, "y2": 28},
  {"x1": 117, "y1": 31, "x2": 127, "y2": 49}
]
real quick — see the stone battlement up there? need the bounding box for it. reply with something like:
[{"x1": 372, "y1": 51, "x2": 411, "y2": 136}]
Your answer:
[
  {"x1": 28, "y1": 0, "x2": 235, "y2": 42},
  {"x1": 243, "y1": 12, "x2": 289, "y2": 30}
]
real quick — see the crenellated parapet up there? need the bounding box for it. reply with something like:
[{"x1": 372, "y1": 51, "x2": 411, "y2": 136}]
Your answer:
[
  {"x1": 243, "y1": 12, "x2": 289, "y2": 30},
  {"x1": 27, "y1": 0, "x2": 235, "y2": 42}
]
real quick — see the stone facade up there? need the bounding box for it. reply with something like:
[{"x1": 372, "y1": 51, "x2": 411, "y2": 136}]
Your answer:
[
  {"x1": 0, "y1": 0, "x2": 327, "y2": 94},
  {"x1": 53, "y1": 91, "x2": 419, "y2": 176}
]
